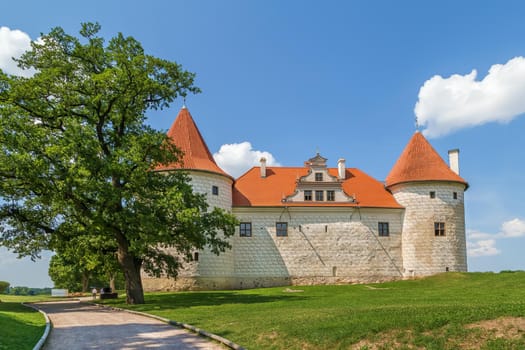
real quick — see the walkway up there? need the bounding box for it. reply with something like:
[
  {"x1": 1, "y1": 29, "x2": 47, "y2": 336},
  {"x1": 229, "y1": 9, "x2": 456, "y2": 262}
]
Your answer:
[{"x1": 34, "y1": 300, "x2": 226, "y2": 350}]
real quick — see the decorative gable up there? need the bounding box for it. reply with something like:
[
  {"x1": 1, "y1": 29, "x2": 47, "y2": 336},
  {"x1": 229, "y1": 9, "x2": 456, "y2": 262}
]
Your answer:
[{"x1": 284, "y1": 153, "x2": 355, "y2": 203}]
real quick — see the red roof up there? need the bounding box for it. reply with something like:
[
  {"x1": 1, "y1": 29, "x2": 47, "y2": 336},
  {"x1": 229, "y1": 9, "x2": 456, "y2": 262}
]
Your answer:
[
  {"x1": 233, "y1": 167, "x2": 402, "y2": 208},
  {"x1": 156, "y1": 107, "x2": 231, "y2": 178},
  {"x1": 385, "y1": 132, "x2": 468, "y2": 188}
]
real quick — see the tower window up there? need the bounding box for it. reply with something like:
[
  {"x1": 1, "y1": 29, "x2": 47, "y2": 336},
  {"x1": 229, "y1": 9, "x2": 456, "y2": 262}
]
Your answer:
[
  {"x1": 430, "y1": 191, "x2": 436, "y2": 199},
  {"x1": 434, "y1": 222, "x2": 445, "y2": 236},
  {"x1": 193, "y1": 252, "x2": 199, "y2": 261},
  {"x1": 315, "y1": 190, "x2": 324, "y2": 201},
  {"x1": 327, "y1": 190, "x2": 335, "y2": 201},
  {"x1": 240, "y1": 222, "x2": 252, "y2": 237},
  {"x1": 212, "y1": 185, "x2": 219, "y2": 195},
  {"x1": 315, "y1": 173, "x2": 323, "y2": 181},
  {"x1": 453, "y1": 192, "x2": 458, "y2": 199},
  {"x1": 276, "y1": 222, "x2": 288, "y2": 237},
  {"x1": 378, "y1": 222, "x2": 390, "y2": 237},
  {"x1": 304, "y1": 190, "x2": 312, "y2": 201}
]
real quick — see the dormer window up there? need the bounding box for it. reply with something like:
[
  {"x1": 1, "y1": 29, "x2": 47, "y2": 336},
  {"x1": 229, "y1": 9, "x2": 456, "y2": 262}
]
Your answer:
[
  {"x1": 327, "y1": 190, "x2": 335, "y2": 201},
  {"x1": 315, "y1": 173, "x2": 323, "y2": 181},
  {"x1": 315, "y1": 190, "x2": 324, "y2": 201},
  {"x1": 304, "y1": 190, "x2": 312, "y2": 201}
]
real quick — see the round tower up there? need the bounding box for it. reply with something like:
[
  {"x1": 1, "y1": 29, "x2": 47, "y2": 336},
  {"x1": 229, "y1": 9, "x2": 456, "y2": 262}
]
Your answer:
[
  {"x1": 386, "y1": 132, "x2": 468, "y2": 277},
  {"x1": 144, "y1": 106, "x2": 235, "y2": 291}
]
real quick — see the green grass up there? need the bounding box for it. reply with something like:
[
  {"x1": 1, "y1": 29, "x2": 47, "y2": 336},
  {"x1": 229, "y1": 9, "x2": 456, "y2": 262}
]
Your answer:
[
  {"x1": 102, "y1": 272, "x2": 525, "y2": 349},
  {"x1": 0, "y1": 295, "x2": 49, "y2": 350}
]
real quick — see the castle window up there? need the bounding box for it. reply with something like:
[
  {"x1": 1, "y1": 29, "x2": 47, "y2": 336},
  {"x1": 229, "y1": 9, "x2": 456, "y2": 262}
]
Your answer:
[
  {"x1": 315, "y1": 173, "x2": 323, "y2": 181},
  {"x1": 240, "y1": 222, "x2": 252, "y2": 237},
  {"x1": 212, "y1": 185, "x2": 219, "y2": 196},
  {"x1": 434, "y1": 222, "x2": 445, "y2": 236},
  {"x1": 315, "y1": 190, "x2": 324, "y2": 201},
  {"x1": 304, "y1": 190, "x2": 312, "y2": 201},
  {"x1": 276, "y1": 222, "x2": 288, "y2": 237},
  {"x1": 378, "y1": 222, "x2": 390, "y2": 236},
  {"x1": 453, "y1": 192, "x2": 458, "y2": 199},
  {"x1": 430, "y1": 191, "x2": 436, "y2": 199},
  {"x1": 193, "y1": 252, "x2": 199, "y2": 261},
  {"x1": 327, "y1": 190, "x2": 335, "y2": 201}
]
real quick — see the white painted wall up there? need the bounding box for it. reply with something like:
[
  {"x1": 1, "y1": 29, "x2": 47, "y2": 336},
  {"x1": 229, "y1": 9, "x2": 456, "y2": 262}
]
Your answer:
[{"x1": 390, "y1": 182, "x2": 467, "y2": 276}]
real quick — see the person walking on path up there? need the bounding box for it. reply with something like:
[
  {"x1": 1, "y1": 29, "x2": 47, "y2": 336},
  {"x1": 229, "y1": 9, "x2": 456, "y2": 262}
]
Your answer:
[
  {"x1": 91, "y1": 288, "x2": 97, "y2": 300},
  {"x1": 34, "y1": 300, "x2": 226, "y2": 349}
]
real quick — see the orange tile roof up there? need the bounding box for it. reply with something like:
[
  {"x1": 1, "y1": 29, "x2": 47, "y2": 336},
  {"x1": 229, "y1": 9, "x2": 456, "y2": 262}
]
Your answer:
[
  {"x1": 156, "y1": 107, "x2": 231, "y2": 178},
  {"x1": 385, "y1": 132, "x2": 468, "y2": 188},
  {"x1": 233, "y1": 167, "x2": 402, "y2": 208}
]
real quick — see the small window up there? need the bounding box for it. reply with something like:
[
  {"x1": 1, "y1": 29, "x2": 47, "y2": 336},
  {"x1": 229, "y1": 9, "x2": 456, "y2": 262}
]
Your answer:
[
  {"x1": 315, "y1": 190, "x2": 324, "y2": 201},
  {"x1": 430, "y1": 191, "x2": 436, "y2": 199},
  {"x1": 434, "y1": 222, "x2": 445, "y2": 236},
  {"x1": 453, "y1": 192, "x2": 458, "y2": 200},
  {"x1": 212, "y1": 185, "x2": 219, "y2": 195},
  {"x1": 276, "y1": 222, "x2": 288, "y2": 237},
  {"x1": 193, "y1": 252, "x2": 199, "y2": 261},
  {"x1": 315, "y1": 173, "x2": 323, "y2": 181},
  {"x1": 240, "y1": 222, "x2": 252, "y2": 237},
  {"x1": 327, "y1": 190, "x2": 335, "y2": 201},
  {"x1": 378, "y1": 222, "x2": 390, "y2": 237},
  {"x1": 304, "y1": 190, "x2": 312, "y2": 201}
]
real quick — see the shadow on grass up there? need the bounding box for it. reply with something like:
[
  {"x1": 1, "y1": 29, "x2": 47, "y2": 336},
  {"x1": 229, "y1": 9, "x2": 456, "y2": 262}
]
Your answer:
[{"x1": 102, "y1": 290, "x2": 309, "y2": 311}]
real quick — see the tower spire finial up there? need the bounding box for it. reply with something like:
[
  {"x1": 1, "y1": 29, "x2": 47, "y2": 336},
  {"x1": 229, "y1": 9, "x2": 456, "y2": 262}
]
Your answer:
[
  {"x1": 182, "y1": 96, "x2": 187, "y2": 109},
  {"x1": 415, "y1": 114, "x2": 420, "y2": 132}
]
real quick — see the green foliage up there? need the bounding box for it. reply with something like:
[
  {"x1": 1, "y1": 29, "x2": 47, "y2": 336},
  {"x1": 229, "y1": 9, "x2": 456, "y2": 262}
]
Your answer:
[
  {"x1": 0, "y1": 281, "x2": 9, "y2": 293},
  {"x1": 4, "y1": 287, "x2": 51, "y2": 296},
  {"x1": 105, "y1": 273, "x2": 525, "y2": 349},
  {"x1": 0, "y1": 22, "x2": 237, "y2": 304}
]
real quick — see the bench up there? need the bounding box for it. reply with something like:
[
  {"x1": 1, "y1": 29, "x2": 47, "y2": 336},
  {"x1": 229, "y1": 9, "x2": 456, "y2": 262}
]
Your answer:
[{"x1": 99, "y1": 287, "x2": 118, "y2": 299}]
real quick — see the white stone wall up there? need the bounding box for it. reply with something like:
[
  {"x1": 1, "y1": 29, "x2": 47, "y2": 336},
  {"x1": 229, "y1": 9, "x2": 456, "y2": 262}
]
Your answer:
[
  {"x1": 186, "y1": 171, "x2": 234, "y2": 277},
  {"x1": 232, "y1": 206, "x2": 405, "y2": 285},
  {"x1": 142, "y1": 170, "x2": 235, "y2": 291},
  {"x1": 390, "y1": 182, "x2": 467, "y2": 277}
]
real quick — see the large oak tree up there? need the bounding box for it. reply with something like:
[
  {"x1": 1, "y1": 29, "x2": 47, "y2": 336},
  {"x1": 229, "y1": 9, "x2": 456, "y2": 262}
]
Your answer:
[{"x1": 0, "y1": 23, "x2": 237, "y2": 304}]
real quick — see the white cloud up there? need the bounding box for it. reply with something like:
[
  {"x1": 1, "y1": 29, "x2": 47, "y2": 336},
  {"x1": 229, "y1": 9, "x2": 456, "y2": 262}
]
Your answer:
[
  {"x1": 467, "y1": 239, "x2": 500, "y2": 257},
  {"x1": 467, "y1": 218, "x2": 525, "y2": 257},
  {"x1": 500, "y1": 218, "x2": 525, "y2": 238},
  {"x1": 213, "y1": 141, "x2": 280, "y2": 178},
  {"x1": 0, "y1": 26, "x2": 35, "y2": 77},
  {"x1": 415, "y1": 56, "x2": 525, "y2": 138}
]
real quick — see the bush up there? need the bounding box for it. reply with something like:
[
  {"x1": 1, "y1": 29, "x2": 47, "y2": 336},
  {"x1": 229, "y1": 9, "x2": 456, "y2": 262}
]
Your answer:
[{"x1": 0, "y1": 281, "x2": 9, "y2": 294}]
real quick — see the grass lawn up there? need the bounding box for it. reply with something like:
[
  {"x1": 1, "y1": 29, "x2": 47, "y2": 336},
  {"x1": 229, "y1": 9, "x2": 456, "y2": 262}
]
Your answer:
[
  {"x1": 102, "y1": 272, "x2": 525, "y2": 349},
  {"x1": 0, "y1": 295, "x2": 49, "y2": 350}
]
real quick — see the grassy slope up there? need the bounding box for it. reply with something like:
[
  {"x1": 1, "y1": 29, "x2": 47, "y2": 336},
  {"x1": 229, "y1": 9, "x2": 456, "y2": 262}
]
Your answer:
[
  {"x1": 104, "y1": 272, "x2": 525, "y2": 349},
  {"x1": 0, "y1": 296, "x2": 48, "y2": 350}
]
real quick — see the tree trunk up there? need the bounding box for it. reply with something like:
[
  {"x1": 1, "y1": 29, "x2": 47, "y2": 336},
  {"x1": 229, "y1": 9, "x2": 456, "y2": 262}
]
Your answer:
[
  {"x1": 109, "y1": 274, "x2": 116, "y2": 292},
  {"x1": 116, "y1": 236, "x2": 145, "y2": 304},
  {"x1": 81, "y1": 273, "x2": 90, "y2": 293}
]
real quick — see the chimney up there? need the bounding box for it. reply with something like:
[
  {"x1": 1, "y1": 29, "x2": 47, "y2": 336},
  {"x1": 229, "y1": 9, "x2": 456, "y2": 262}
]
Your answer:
[
  {"x1": 260, "y1": 157, "x2": 267, "y2": 178},
  {"x1": 448, "y1": 149, "x2": 460, "y2": 175},
  {"x1": 337, "y1": 158, "x2": 346, "y2": 180}
]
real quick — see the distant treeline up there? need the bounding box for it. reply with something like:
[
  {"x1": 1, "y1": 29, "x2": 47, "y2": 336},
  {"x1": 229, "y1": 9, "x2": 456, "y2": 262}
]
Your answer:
[{"x1": 3, "y1": 286, "x2": 52, "y2": 295}]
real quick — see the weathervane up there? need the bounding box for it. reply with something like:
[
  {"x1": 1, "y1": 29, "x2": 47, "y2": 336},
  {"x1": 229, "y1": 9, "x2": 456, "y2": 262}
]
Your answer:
[{"x1": 415, "y1": 115, "x2": 420, "y2": 131}]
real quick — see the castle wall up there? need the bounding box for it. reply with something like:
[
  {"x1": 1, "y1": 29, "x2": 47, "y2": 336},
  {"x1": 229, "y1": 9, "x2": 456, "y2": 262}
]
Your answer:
[
  {"x1": 390, "y1": 182, "x2": 467, "y2": 277},
  {"x1": 142, "y1": 170, "x2": 236, "y2": 291},
  {"x1": 231, "y1": 206, "x2": 405, "y2": 287}
]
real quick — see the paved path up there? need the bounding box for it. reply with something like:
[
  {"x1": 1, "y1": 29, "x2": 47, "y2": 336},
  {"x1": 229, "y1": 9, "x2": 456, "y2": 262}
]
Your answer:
[{"x1": 34, "y1": 300, "x2": 226, "y2": 350}]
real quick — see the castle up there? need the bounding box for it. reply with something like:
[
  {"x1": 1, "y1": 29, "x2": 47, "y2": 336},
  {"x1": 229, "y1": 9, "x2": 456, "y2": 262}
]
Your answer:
[{"x1": 142, "y1": 106, "x2": 468, "y2": 291}]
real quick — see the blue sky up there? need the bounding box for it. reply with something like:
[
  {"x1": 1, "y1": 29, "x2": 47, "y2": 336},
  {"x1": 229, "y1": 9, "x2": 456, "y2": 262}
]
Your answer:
[{"x1": 1, "y1": 1, "x2": 525, "y2": 287}]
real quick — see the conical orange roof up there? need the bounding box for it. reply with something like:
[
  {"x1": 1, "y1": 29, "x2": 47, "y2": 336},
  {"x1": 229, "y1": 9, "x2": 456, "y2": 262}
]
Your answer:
[
  {"x1": 385, "y1": 132, "x2": 467, "y2": 188},
  {"x1": 156, "y1": 107, "x2": 231, "y2": 178}
]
